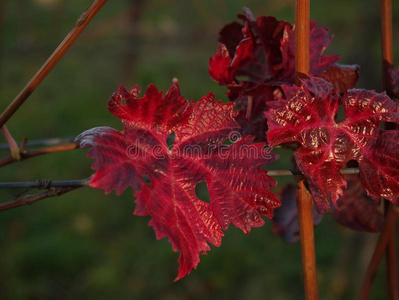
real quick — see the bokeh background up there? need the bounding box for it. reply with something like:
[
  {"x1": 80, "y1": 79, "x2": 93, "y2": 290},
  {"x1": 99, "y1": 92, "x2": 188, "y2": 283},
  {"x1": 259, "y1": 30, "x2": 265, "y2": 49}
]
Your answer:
[{"x1": 1, "y1": 0, "x2": 399, "y2": 299}]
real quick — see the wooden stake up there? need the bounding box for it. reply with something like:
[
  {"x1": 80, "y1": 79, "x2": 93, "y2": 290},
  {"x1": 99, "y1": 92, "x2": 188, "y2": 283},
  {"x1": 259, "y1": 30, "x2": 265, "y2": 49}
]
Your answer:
[
  {"x1": 380, "y1": 0, "x2": 398, "y2": 298},
  {"x1": 296, "y1": 180, "x2": 319, "y2": 300},
  {"x1": 295, "y1": 0, "x2": 318, "y2": 299},
  {"x1": 359, "y1": 206, "x2": 398, "y2": 300}
]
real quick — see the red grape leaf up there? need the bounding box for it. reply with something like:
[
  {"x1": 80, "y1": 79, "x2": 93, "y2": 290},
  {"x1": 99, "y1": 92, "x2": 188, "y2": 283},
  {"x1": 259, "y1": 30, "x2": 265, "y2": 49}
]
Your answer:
[
  {"x1": 77, "y1": 126, "x2": 143, "y2": 195},
  {"x1": 272, "y1": 184, "x2": 322, "y2": 243},
  {"x1": 266, "y1": 77, "x2": 399, "y2": 212},
  {"x1": 76, "y1": 83, "x2": 280, "y2": 280},
  {"x1": 333, "y1": 175, "x2": 384, "y2": 232}
]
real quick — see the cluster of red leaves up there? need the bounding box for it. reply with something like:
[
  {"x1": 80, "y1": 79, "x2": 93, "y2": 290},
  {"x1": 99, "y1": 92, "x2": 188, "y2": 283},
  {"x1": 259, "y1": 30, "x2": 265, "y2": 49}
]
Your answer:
[
  {"x1": 76, "y1": 83, "x2": 279, "y2": 280},
  {"x1": 209, "y1": 8, "x2": 359, "y2": 141},
  {"x1": 76, "y1": 8, "x2": 399, "y2": 280}
]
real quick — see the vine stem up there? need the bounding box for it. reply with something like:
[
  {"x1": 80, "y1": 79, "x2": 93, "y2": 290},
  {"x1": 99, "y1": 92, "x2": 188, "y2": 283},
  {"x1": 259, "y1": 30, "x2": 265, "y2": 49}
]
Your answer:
[
  {"x1": 295, "y1": 0, "x2": 319, "y2": 299},
  {"x1": 358, "y1": 205, "x2": 398, "y2": 300},
  {"x1": 0, "y1": 178, "x2": 90, "y2": 212},
  {"x1": 0, "y1": 0, "x2": 107, "y2": 127},
  {"x1": 380, "y1": 0, "x2": 398, "y2": 298},
  {"x1": 0, "y1": 142, "x2": 77, "y2": 168},
  {"x1": 269, "y1": 168, "x2": 358, "y2": 176},
  {"x1": 0, "y1": 187, "x2": 83, "y2": 212},
  {"x1": 0, "y1": 168, "x2": 360, "y2": 189},
  {"x1": 0, "y1": 178, "x2": 90, "y2": 189},
  {"x1": 0, "y1": 137, "x2": 75, "y2": 151}
]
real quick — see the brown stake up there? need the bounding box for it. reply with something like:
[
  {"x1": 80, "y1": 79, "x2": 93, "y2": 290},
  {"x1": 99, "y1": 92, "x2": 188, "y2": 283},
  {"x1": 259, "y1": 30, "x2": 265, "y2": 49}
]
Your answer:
[
  {"x1": 295, "y1": 0, "x2": 310, "y2": 82},
  {"x1": 380, "y1": 0, "x2": 398, "y2": 298},
  {"x1": 296, "y1": 180, "x2": 319, "y2": 300},
  {"x1": 295, "y1": 0, "x2": 318, "y2": 299},
  {"x1": 381, "y1": 0, "x2": 394, "y2": 95},
  {"x1": 0, "y1": 0, "x2": 107, "y2": 127},
  {"x1": 359, "y1": 206, "x2": 398, "y2": 300}
]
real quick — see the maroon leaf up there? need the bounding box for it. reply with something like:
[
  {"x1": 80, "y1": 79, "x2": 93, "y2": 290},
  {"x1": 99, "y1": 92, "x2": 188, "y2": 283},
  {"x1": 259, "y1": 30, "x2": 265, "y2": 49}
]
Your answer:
[
  {"x1": 208, "y1": 39, "x2": 264, "y2": 85},
  {"x1": 218, "y1": 21, "x2": 244, "y2": 58},
  {"x1": 228, "y1": 82, "x2": 278, "y2": 141},
  {"x1": 76, "y1": 83, "x2": 280, "y2": 280},
  {"x1": 272, "y1": 184, "x2": 322, "y2": 243},
  {"x1": 333, "y1": 175, "x2": 384, "y2": 232},
  {"x1": 266, "y1": 77, "x2": 399, "y2": 212},
  {"x1": 319, "y1": 64, "x2": 360, "y2": 93}
]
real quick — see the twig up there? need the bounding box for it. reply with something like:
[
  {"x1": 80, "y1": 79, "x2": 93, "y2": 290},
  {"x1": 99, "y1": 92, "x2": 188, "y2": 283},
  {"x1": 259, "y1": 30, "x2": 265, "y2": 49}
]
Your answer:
[
  {"x1": 1, "y1": 125, "x2": 20, "y2": 160},
  {"x1": 0, "y1": 0, "x2": 108, "y2": 127},
  {"x1": 0, "y1": 178, "x2": 90, "y2": 189},
  {"x1": 0, "y1": 186, "x2": 83, "y2": 212},
  {"x1": 358, "y1": 205, "x2": 398, "y2": 300},
  {"x1": 0, "y1": 142, "x2": 77, "y2": 168},
  {"x1": 295, "y1": 0, "x2": 318, "y2": 299},
  {"x1": 0, "y1": 137, "x2": 75, "y2": 151},
  {"x1": 268, "y1": 168, "x2": 359, "y2": 177}
]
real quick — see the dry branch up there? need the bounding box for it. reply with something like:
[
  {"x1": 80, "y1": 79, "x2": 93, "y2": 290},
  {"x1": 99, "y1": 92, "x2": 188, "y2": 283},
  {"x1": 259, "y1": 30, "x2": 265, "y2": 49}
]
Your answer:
[
  {"x1": 0, "y1": 0, "x2": 108, "y2": 127},
  {"x1": 0, "y1": 142, "x2": 77, "y2": 168},
  {"x1": 0, "y1": 186, "x2": 82, "y2": 212}
]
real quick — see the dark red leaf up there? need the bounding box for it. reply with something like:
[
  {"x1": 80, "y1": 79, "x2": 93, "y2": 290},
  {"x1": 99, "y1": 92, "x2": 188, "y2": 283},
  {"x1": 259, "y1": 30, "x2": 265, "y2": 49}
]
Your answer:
[
  {"x1": 76, "y1": 83, "x2": 280, "y2": 280},
  {"x1": 228, "y1": 82, "x2": 278, "y2": 141},
  {"x1": 272, "y1": 184, "x2": 322, "y2": 243},
  {"x1": 218, "y1": 21, "x2": 244, "y2": 58},
  {"x1": 266, "y1": 77, "x2": 399, "y2": 212},
  {"x1": 319, "y1": 64, "x2": 360, "y2": 93},
  {"x1": 333, "y1": 175, "x2": 384, "y2": 232}
]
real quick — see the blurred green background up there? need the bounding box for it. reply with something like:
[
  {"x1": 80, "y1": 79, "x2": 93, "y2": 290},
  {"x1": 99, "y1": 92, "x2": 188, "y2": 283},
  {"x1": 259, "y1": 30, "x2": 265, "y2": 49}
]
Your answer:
[{"x1": 0, "y1": 0, "x2": 398, "y2": 299}]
